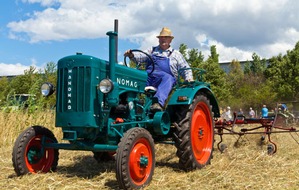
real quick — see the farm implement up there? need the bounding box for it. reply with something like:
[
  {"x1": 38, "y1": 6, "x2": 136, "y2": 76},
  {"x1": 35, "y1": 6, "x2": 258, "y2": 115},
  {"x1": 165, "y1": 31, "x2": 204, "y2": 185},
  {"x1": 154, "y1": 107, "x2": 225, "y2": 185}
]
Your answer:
[{"x1": 215, "y1": 105, "x2": 299, "y2": 155}]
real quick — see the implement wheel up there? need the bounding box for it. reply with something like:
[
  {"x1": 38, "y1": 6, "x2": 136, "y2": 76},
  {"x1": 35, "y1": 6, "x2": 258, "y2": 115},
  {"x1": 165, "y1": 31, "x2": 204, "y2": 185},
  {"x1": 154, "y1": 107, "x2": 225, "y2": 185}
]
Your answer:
[
  {"x1": 12, "y1": 126, "x2": 59, "y2": 175},
  {"x1": 174, "y1": 94, "x2": 214, "y2": 171},
  {"x1": 116, "y1": 127, "x2": 155, "y2": 189}
]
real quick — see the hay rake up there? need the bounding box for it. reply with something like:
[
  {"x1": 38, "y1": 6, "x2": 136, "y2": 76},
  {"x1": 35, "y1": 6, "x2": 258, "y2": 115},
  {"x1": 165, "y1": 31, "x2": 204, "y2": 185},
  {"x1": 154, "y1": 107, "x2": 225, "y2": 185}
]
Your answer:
[{"x1": 215, "y1": 107, "x2": 299, "y2": 155}]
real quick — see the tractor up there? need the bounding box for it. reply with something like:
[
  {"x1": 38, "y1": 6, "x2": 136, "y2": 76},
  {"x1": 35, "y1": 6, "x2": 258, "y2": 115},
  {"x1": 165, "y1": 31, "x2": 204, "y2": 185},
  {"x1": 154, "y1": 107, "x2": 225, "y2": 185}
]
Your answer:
[{"x1": 12, "y1": 20, "x2": 220, "y2": 189}]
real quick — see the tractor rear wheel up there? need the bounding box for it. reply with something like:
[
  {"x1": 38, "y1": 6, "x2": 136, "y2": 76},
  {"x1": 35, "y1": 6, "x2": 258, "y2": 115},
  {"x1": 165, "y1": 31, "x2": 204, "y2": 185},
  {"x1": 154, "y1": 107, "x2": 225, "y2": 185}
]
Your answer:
[
  {"x1": 12, "y1": 126, "x2": 59, "y2": 176},
  {"x1": 174, "y1": 94, "x2": 214, "y2": 171},
  {"x1": 116, "y1": 127, "x2": 155, "y2": 189}
]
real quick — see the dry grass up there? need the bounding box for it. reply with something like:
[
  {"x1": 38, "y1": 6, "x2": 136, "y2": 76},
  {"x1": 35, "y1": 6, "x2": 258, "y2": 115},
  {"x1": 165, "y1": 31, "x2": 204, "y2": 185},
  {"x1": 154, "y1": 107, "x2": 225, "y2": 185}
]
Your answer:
[{"x1": 1, "y1": 111, "x2": 299, "y2": 190}]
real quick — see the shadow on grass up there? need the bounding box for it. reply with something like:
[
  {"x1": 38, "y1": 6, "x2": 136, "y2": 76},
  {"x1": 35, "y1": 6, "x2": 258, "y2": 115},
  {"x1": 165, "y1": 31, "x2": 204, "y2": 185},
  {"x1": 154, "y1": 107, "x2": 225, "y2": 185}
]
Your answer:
[
  {"x1": 8, "y1": 152, "x2": 184, "y2": 189},
  {"x1": 56, "y1": 155, "x2": 115, "y2": 178}
]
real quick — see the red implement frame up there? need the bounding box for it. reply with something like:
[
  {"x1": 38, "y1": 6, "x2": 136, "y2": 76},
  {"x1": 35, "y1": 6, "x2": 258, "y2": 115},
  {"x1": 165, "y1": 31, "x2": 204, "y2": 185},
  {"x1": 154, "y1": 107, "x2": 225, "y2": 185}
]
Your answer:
[{"x1": 214, "y1": 112, "x2": 298, "y2": 154}]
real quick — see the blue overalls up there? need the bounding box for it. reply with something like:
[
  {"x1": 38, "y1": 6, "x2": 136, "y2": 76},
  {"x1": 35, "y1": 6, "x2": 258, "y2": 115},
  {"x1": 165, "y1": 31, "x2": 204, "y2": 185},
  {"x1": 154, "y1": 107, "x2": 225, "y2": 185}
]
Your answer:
[{"x1": 146, "y1": 51, "x2": 176, "y2": 106}]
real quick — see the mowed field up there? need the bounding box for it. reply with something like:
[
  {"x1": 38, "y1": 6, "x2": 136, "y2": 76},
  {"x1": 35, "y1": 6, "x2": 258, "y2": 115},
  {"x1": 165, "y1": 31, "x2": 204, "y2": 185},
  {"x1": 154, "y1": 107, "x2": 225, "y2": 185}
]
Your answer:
[{"x1": 1, "y1": 111, "x2": 299, "y2": 190}]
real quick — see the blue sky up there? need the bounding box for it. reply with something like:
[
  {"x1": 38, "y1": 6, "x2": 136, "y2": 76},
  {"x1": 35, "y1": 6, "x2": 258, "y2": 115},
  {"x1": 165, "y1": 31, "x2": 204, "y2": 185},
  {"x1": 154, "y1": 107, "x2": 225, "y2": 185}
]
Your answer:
[{"x1": 0, "y1": 0, "x2": 298, "y2": 76}]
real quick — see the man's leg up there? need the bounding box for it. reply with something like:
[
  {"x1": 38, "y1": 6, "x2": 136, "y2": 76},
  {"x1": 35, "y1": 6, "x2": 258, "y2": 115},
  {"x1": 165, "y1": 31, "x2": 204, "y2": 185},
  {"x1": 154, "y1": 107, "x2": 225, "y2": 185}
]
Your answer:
[{"x1": 154, "y1": 73, "x2": 176, "y2": 107}]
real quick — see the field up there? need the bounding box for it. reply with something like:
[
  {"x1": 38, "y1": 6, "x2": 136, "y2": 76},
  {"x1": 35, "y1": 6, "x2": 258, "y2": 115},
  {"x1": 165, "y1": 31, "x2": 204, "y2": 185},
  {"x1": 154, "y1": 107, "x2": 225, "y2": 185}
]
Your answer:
[{"x1": 1, "y1": 111, "x2": 299, "y2": 190}]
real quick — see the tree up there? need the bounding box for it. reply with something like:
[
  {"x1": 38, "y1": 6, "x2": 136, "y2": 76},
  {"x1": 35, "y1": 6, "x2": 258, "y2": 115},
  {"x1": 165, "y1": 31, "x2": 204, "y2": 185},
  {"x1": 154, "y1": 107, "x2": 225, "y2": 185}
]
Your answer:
[
  {"x1": 9, "y1": 66, "x2": 39, "y2": 94},
  {"x1": 187, "y1": 48, "x2": 204, "y2": 68},
  {"x1": 38, "y1": 62, "x2": 57, "y2": 109},
  {"x1": 225, "y1": 60, "x2": 244, "y2": 107},
  {"x1": 199, "y1": 46, "x2": 230, "y2": 104},
  {"x1": 209, "y1": 45, "x2": 219, "y2": 63},
  {"x1": 243, "y1": 60, "x2": 251, "y2": 74},
  {"x1": 179, "y1": 44, "x2": 188, "y2": 59},
  {"x1": 265, "y1": 41, "x2": 299, "y2": 101},
  {"x1": 0, "y1": 77, "x2": 9, "y2": 104}
]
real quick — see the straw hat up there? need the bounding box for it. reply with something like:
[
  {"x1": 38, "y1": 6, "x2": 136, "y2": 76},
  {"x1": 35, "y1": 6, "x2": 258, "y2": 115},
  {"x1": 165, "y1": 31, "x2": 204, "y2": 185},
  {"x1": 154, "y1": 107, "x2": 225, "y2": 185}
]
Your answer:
[{"x1": 156, "y1": 27, "x2": 174, "y2": 39}]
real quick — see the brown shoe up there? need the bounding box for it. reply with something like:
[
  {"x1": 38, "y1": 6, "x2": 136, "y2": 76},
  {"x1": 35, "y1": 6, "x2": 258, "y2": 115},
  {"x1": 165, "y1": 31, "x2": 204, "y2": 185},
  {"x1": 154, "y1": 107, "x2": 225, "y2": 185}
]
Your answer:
[{"x1": 150, "y1": 103, "x2": 163, "y2": 112}]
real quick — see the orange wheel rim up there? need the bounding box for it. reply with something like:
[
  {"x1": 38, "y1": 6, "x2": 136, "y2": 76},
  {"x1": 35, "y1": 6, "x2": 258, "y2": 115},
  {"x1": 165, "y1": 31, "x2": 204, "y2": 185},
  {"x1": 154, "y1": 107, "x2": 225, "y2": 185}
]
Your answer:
[
  {"x1": 191, "y1": 102, "x2": 213, "y2": 164},
  {"x1": 25, "y1": 135, "x2": 55, "y2": 173},
  {"x1": 129, "y1": 138, "x2": 153, "y2": 185}
]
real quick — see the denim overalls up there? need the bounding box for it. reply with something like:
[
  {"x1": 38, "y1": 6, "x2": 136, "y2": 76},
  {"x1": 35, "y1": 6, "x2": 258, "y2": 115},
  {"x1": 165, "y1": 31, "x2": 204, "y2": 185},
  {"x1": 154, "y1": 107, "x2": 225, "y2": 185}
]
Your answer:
[{"x1": 146, "y1": 50, "x2": 176, "y2": 106}]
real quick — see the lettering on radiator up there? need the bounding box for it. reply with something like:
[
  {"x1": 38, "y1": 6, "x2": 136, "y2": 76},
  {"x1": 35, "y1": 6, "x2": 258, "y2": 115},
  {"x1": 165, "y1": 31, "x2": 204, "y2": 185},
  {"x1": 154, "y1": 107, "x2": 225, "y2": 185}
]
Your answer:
[
  {"x1": 67, "y1": 69, "x2": 72, "y2": 110},
  {"x1": 116, "y1": 78, "x2": 138, "y2": 88}
]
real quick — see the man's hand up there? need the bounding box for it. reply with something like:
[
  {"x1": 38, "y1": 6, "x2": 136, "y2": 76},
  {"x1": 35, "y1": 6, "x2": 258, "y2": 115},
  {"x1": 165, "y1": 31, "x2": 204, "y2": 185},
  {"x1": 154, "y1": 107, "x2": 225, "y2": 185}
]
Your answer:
[{"x1": 124, "y1": 49, "x2": 134, "y2": 59}]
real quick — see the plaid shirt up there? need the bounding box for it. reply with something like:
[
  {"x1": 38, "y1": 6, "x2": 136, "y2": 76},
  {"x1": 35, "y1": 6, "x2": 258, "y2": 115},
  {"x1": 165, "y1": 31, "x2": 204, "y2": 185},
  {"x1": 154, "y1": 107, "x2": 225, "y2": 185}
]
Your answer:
[{"x1": 133, "y1": 45, "x2": 193, "y2": 81}]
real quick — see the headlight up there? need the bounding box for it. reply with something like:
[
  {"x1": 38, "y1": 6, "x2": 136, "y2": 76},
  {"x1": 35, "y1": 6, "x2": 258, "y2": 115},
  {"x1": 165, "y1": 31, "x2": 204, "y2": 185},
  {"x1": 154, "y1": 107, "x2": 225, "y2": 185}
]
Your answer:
[
  {"x1": 41, "y1": 82, "x2": 55, "y2": 97},
  {"x1": 98, "y1": 79, "x2": 114, "y2": 94}
]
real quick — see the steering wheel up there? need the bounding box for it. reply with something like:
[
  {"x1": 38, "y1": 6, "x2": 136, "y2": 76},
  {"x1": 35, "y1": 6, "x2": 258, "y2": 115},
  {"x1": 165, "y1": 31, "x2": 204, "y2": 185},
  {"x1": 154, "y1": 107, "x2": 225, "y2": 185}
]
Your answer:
[{"x1": 124, "y1": 49, "x2": 155, "y2": 75}]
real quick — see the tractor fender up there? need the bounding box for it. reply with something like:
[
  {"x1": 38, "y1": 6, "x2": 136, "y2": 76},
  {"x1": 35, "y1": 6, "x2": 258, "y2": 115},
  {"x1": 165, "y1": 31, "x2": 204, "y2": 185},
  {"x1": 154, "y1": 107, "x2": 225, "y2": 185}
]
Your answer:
[{"x1": 167, "y1": 86, "x2": 220, "y2": 117}]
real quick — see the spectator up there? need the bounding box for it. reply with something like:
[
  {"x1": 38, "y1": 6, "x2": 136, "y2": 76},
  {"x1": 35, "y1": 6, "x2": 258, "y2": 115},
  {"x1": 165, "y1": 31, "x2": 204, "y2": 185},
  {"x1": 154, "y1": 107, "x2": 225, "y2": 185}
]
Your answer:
[
  {"x1": 237, "y1": 108, "x2": 244, "y2": 120},
  {"x1": 221, "y1": 107, "x2": 227, "y2": 120},
  {"x1": 224, "y1": 106, "x2": 232, "y2": 121},
  {"x1": 238, "y1": 108, "x2": 244, "y2": 116},
  {"x1": 281, "y1": 103, "x2": 287, "y2": 112},
  {"x1": 249, "y1": 107, "x2": 255, "y2": 118},
  {"x1": 261, "y1": 105, "x2": 268, "y2": 118}
]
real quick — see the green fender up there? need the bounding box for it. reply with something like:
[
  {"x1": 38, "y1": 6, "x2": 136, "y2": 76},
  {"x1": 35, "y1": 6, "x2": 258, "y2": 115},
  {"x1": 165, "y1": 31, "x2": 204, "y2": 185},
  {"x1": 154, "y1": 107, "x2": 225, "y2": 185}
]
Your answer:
[{"x1": 167, "y1": 85, "x2": 220, "y2": 118}]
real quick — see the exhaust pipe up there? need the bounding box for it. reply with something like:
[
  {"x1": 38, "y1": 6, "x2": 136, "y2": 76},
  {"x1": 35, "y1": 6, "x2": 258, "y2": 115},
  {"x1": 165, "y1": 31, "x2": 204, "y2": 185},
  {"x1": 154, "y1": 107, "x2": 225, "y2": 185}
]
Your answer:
[
  {"x1": 106, "y1": 19, "x2": 119, "y2": 106},
  {"x1": 106, "y1": 19, "x2": 118, "y2": 82}
]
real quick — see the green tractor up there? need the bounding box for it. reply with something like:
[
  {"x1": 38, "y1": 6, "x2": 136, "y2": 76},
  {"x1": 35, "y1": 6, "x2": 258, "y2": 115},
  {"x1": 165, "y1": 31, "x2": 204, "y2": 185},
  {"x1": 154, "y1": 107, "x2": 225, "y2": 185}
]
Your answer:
[{"x1": 12, "y1": 20, "x2": 220, "y2": 189}]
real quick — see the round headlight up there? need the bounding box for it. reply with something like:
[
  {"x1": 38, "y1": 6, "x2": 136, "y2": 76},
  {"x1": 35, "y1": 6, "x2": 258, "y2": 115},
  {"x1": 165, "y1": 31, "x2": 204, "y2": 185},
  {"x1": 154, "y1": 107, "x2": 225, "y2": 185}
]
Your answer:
[
  {"x1": 98, "y1": 79, "x2": 113, "y2": 93},
  {"x1": 41, "y1": 82, "x2": 55, "y2": 97}
]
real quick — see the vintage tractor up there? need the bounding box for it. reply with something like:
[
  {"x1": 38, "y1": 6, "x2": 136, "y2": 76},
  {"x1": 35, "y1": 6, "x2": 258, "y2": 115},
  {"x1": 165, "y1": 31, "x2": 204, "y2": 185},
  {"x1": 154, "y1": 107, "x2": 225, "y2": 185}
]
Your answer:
[{"x1": 12, "y1": 20, "x2": 220, "y2": 189}]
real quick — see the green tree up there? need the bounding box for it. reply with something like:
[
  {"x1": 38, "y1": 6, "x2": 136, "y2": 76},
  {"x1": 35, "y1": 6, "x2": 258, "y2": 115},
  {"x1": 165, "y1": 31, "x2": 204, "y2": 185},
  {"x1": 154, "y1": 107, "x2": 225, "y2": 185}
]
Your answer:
[
  {"x1": 199, "y1": 46, "x2": 230, "y2": 104},
  {"x1": 0, "y1": 77, "x2": 9, "y2": 104},
  {"x1": 209, "y1": 45, "x2": 219, "y2": 63},
  {"x1": 243, "y1": 60, "x2": 251, "y2": 74},
  {"x1": 179, "y1": 44, "x2": 188, "y2": 59},
  {"x1": 225, "y1": 60, "x2": 244, "y2": 107},
  {"x1": 187, "y1": 48, "x2": 204, "y2": 68},
  {"x1": 9, "y1": 66, "x2": 39, "y2": 94},
  {"x1": 244, "y1": 53, "x2": 267, "y2": 75},
  {"x1": 265, "y1": 41, "x2": 299, "y2": 101},
  {"x1": 237, "y1": 72, "x2": 276, "y2": 110},
  {"x1": 39, "y1": 62, "x2": 57, "y2": 109}
]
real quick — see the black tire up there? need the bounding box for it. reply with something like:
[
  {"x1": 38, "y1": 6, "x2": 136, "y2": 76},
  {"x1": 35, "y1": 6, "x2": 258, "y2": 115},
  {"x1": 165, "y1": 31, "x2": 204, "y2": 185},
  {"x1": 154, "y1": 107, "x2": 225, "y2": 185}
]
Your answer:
[
  {"x1": 173, "y1": 94, "x2": 214, "y2": 171},
  {"x1": 116, "y1": 127, "x2": 155, "y2": 189},
  {"x1": 12, "y1": 126, "x2": 59, "y2": 176}
]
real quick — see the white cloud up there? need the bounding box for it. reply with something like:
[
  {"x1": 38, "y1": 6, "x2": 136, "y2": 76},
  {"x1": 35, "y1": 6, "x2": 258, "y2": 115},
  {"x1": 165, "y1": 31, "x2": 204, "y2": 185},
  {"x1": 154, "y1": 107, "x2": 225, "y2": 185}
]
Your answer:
[
  {"x1": 0, "y1": 63, "x2": 32, "y2": 76},
  {"x1": 7, "y1": 0, "x2": 299, "y2": 62},
  {"x1": 0, "y1": 58, "x2": 42, "y2": 76},
  {"x1": 22, "y1": 0, "x2": 59, "y2": 7}
]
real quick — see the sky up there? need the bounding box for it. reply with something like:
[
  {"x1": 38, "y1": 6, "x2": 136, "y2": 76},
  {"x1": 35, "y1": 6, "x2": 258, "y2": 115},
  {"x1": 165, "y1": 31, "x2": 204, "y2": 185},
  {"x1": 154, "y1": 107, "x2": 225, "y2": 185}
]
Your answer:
[{"x1": 0, "y1": 0, "x2": 299, "y2": 76}]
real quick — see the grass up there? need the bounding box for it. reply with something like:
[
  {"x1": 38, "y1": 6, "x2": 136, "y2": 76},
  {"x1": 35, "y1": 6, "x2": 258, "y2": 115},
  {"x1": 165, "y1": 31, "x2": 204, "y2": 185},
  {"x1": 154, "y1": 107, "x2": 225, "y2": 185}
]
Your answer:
[{"x1": 1, "y1": 111, "x2": 299, "y2": 189}]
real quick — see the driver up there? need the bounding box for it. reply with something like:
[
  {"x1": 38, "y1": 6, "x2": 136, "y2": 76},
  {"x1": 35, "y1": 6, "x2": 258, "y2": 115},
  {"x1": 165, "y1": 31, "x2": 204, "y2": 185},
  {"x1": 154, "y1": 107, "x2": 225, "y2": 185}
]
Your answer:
[{"x1": 124, "y1": 27, "x2": 193, "y2": 111}]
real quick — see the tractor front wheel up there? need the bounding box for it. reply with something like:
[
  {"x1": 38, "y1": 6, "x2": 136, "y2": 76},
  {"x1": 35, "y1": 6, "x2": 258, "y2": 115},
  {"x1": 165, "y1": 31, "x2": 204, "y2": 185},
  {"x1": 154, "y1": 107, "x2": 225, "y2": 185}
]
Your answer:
[
  {"x1": 116, "y1": 127, "x2": 155, "y2": 189},
  {"x1": 12, "y1": 126, "x2": 59, "y2": 176},
  {"x1": 174, "y1": 94, "x2": 214, "y2": 171}
]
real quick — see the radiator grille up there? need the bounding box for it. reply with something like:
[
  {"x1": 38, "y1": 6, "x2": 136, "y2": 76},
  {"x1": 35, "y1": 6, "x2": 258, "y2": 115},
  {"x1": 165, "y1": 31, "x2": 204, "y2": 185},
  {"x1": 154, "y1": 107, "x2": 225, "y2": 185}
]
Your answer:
[{"x1": 57, "y1": 66, "x2": 91, "y2": 112}]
